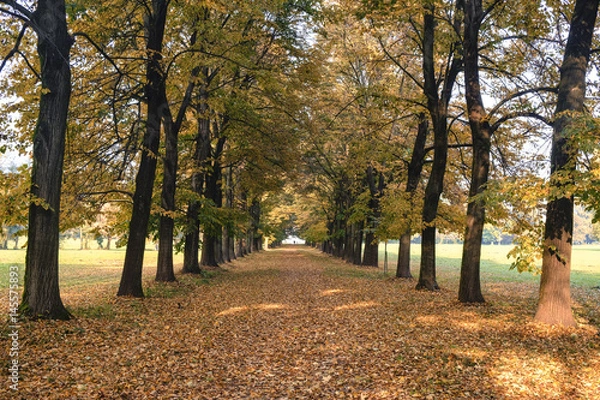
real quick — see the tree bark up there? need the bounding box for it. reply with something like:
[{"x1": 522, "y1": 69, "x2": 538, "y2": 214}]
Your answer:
[
  {"x1": 249, "y1": 199, "x2": 262, "y2": 252},
  {"x1": 156, "y1": 63, "x2": 199, "y2": 281},
  {"x1": 459, "y1": 0, "x2": 488, "y2": 304},
  {"x1": 362, "y1": 231, "x2": 378, "y2": 267},
  {"x1": 352, "y1": 221, "x2": 364, "y2": 265},
  {"x1": 118, "y1": 0, "x2": 169, "y2": 297},
  {"x1": 155, "y1": 104, "x2": 178, "y2": 282},
  {"x1": 21, "y1": 0, "x2": 72, "y2": 319},
  {"x1": 201, "y1": 136, "x2": 226, "y2": 267},
  {"x1": 363, "y1": 167, "x2": 384, "y2": 267},
  {"x1": 535, "y1": 0, "x2": 599, "y2": 326},
  {"x1": 397, "y1": 114, "x2": 428, "y2": 278},
  {"x1": 417, "y1": 2, "x2": 461, "y2": 291},
  {"x1": 183, "y1": 81, "x2": 211, "y2": 274}
]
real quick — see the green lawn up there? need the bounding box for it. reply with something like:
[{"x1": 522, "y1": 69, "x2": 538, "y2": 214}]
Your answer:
[
  {"x1": 379, "y1": 242, "x2": 600, "y2": 288},
  {"x1": 0, "y1": 238, "x2": 183, "y2": 289},
  {"x1": 1, "y1": 241, "x2": 598, "y2": 290}
]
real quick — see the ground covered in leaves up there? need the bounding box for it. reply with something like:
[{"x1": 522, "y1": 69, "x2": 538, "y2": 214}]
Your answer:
[{"x1": 2, "y1": 246, "x2": 600, "y2": 399}]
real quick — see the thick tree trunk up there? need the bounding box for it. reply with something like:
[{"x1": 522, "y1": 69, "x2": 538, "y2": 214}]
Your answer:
[
  {"x1": 362, "y1": 231, "x2": 378, "y2": 267},
  {"x1": 417, "y1": 226, "x2": 439, "y2": 290},
  {"x1": 156, "y1": 114, "x2": 177, "y2": 282},
  {"x1": 201, "y1": 232, "x2": 219, "y2": 267},
  {"x1": 21, "y1": 0, "x2": 72, "y2": 320},
  {"x1": 156, "y1": 66, "x2": 198, "y2": 281},
  {"x1": 201, "y1": 136, "x2": 225, "y2": 267},
  {"x1": 182, "y1": 199, "x2": 202, "y2": 274},
  {"x1": 459, "y1": 0, "x2": 487, "y2": 303},
  {"x1": 535, "y1": 0, "x2": 598, "y2": 326},
  {"x1": 236, "y1": 237, "x2": 245, "y2": 258},
  {"x1": 417, "y1": 115, "x2": 446, "y2": 290},
  {"x1": 416, "y1": 3, "x2": 461, "y2": 291},
  {"x1": 343, "y1": 223, "x2": 354, "y2": 263},
  {"x1": 183, "y1": 84, "x2": 211, "y2": 274},
  {"x1": 397, "y1": 114, "x2": 428, "y2": 279},
  {"x1": 118, "y1": 0, "x2": 168, "y2": 297},
  {"x1": 396, "y1": 232, "x2": 412, "y2": 278}
]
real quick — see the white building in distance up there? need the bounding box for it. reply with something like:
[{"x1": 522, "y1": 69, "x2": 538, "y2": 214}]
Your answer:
[{"x1": 282, "y1": 235, "x2": 306, "y2": 245}]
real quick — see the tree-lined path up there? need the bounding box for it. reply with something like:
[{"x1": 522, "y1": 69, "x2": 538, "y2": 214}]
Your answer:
[{"x1": 3, "y1": 246, "x2": 599, "y2": 399}]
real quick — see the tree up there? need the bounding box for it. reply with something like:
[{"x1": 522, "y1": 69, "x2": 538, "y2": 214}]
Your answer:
[
  {"x1": 118, "y1": 0, "x2": 169, "y2": 297},
  {"x1": 535, "y1": 0, "x2": 599, "y2": 326},
  {"x1": 0, "y1": 0, "x2": 72, "y2": 319},
  {"x1": 396, "y1": 114, "x2": 428, "y2": 278},
  {"x1": 155, "y1": 27, "x2": 199, "y2": 282},
  {"x1": 416, "y1": 1, "x2": 462, "y2": 291},
  {"x1": 458, "y1": 0, "x2": 487, "y2": 303}
]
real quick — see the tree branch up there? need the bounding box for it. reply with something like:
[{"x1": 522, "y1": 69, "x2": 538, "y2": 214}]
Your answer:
[
  {"x1": 0, "y1": 1, "x2": 34, "y2": 23},
  {"x1": 0, "y1": 22, "x2": 27, "y2": 74},
  {"x1": 487, "y1": 87, "x2": 557, "y2": 117},
  {"x1": 72, "y1": 32, "x2": 124, "y2": 76},
  {"x1": 490, "y1": 111, "x2": 552, "y2": 132}
]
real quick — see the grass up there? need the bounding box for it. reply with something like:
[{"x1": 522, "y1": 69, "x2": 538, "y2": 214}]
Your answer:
[
  {"x1": 1, "y1": 241, "x2": 598, "y2": 293},
  {"x1": 379, "y1": 243, "x2": 600, "y2": 288},
  {"x1": 0, "y1": 238, "x2": 184, "y2": 290}
]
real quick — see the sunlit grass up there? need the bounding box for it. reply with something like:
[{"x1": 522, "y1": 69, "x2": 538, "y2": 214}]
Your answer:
[
  {"x1": 1, "y1": 240, "x2": 598, "y2": 290},
  {"x1": 0, "y1": 238, "x2": 184, "y2": 289},
  {"x1": 380, "y1": 243, "x2": 600, "y2": 288}
]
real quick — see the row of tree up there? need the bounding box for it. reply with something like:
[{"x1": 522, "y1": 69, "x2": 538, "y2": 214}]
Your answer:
[
  {"x1": 291, "y1": 0, "x2": 600, "y2": 327},
  {"x1": 1, "y1": 0, "x2": 599, "y2": 327},
  {"x1": 0, "y1": 0, "x2": 318, "y2": 319}
]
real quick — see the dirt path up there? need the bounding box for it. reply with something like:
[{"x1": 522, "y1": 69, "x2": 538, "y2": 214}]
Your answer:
[{"x1": 3, "y1": 246, "x2": 599, "y2": 399}]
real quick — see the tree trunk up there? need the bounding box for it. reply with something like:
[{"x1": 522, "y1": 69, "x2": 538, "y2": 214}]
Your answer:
[
  {"x1": 352, "y1": 221, "x2": 363, "y2": 265},
  {"x1": 417, "y1": 7, "x2": 445, "y2": 290},
  {"x1": 417, "y1": 226, "x2": 439, "y2": 290},
  {"x1": 249, "y1": 199, "x2": 262, "y2": 252},
  {"x1": 183, "y1": 82, "x2": 211, "y2": 274},
  {"x1": 118, "y1": 0, "x2": 169, "y2": 297},
  {"x1": 201, "y1": 136, "x2": 225, "y2": 267},
  {"x1": 156, "y1": 64, "x2": 198, "y2": 281},
  {"x1": 201, "y1": 232, "x2": 219, "y2": 267},
  {"x1": 362, "y1": 231, "x2": 378, "y2": 267},
  {"x1": 397, "y1": 114, "x2": 428, "y2": 278},
  {"x1": 363, "y1": 166, "x2": 383, "y2": 267},
  {"x1": 459, "y1": 0, "x2": 488, "y2": 304},
  {"x1": 535, "y1": 0, "x2": 598, "y2": 326},
  {"x1": 21, "y1": 0, "x2": 72, "y2": 320},
  {"x1": 156, "y1": 112, "x2": 178, "y2": 282},
  {"x1": 397, "y1": 231, "x2": 413, "y2": 278},
  {"x1": 223, "y1": 166, "x2": 236, "y2": 262},
  {"x1": 416, "y1": 3, "x2": 461, "y2": 291},
  {"x1": 183, "y1": 200, "x2": 202, "y2": 274},
  {"x1": 343, "y1": 223, "x2": 354, "y2": 262}
]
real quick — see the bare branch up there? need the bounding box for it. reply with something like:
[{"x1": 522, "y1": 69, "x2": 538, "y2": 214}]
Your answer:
[
  {"x1": 491, "y1": 111, "x2": 552, "y2": 132},
  {"x1": 0, "y1": 1, "x2": 34, "y2": 23},
  {"x1": 488, "y1": 87, "x2": 557, "y2": 117},
  {"x1": 72, "y1": 32, "x2": 124, "y2": 76},
  {"x1": 0, "y1": 22, "x2": 27, "y2": 74}
]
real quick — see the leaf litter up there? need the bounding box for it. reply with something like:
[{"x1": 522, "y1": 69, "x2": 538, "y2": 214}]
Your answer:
[{"x1": 1, "y1": 246, "x2": 599, "y2": 399}]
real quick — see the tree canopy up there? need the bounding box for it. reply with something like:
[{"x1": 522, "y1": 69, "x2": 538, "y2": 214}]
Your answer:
[{"x1": 1, "y1": 0, "x2": 600, "y2": 326}]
